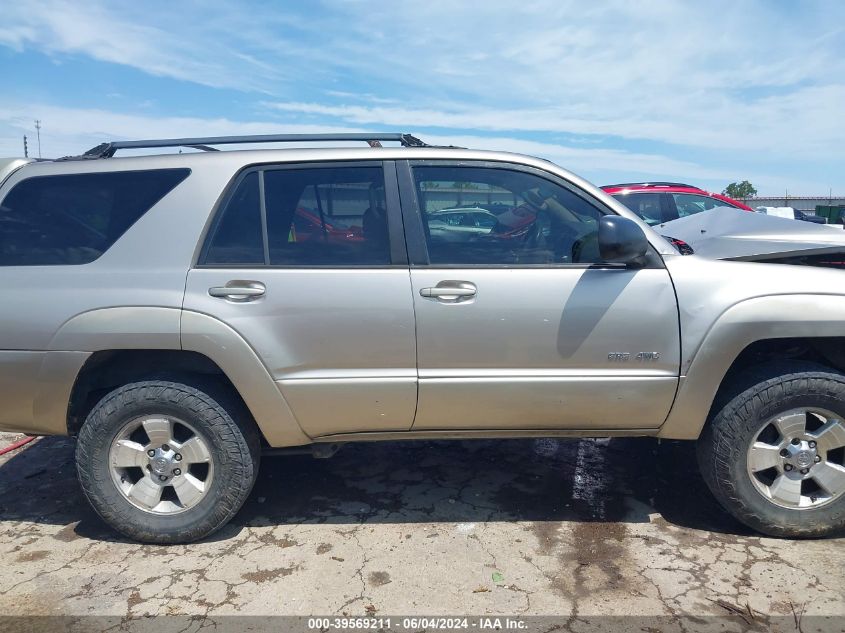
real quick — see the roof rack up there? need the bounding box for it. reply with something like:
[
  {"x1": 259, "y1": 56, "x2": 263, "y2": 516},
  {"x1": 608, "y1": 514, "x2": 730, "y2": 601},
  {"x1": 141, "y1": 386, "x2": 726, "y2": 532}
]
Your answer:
[
  {"x1": 72, "y1": 132, "x2": 429, "y2": 159},
  {"x1": 604, "y1": 181, "x2": 698, "y2": 189}
]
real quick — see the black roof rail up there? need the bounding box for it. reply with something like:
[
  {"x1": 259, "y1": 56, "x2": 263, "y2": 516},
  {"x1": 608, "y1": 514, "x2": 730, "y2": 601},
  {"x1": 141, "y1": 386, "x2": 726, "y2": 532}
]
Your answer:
[
  {"x1": 70, "y1": 132, "x2": 429, "y2": 159},
  {"x1": 604, "y1": 181, "x2": 698, "y2": 189}
]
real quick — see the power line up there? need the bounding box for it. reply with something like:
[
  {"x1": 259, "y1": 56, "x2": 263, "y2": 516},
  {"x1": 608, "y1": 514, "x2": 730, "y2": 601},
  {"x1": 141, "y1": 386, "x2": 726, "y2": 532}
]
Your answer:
[{"x1": 34, "y1": 120, "x2": 41, "y2": 158}]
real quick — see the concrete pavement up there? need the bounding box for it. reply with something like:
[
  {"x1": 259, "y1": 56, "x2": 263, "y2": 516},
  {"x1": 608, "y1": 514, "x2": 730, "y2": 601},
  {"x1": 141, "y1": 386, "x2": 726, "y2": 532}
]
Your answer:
[{"x1": 0, "y1": 432, "x2": 843, "y2": 627}]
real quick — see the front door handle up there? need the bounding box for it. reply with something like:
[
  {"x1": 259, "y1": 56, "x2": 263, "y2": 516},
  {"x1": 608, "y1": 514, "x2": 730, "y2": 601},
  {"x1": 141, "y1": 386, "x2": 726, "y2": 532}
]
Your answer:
[
  {"x1": 208, "y1": 281, "x2": 265, "y2": 302},
  {"x1": 419, "y1": 281, "x2": 477, "y2": 302}
]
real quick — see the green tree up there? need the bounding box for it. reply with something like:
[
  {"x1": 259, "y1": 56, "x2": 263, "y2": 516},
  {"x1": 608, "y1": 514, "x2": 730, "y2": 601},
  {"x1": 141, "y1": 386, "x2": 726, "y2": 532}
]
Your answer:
[{"x1": 723, "y1": 180, "x2": 757, "y2": 200}]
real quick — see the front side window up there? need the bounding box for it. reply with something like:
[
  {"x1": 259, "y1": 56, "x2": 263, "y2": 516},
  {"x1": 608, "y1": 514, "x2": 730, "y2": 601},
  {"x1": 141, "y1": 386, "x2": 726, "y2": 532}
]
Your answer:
[
  {"x1": 0, "y1": 169, "x2": 189, "y2": 266},
  {"x1": 414, "y1": 166, "x2": 605, "y2": 265},
  {"x1": 204, "y1": 165, "x2": 390, "y2": 266}
]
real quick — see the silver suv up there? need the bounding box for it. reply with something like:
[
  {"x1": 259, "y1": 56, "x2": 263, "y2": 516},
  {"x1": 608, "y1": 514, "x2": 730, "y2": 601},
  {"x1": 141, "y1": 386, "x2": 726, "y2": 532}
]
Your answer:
[{"x1": 2, "y1": 133, "x2": 845, "y2": 543}]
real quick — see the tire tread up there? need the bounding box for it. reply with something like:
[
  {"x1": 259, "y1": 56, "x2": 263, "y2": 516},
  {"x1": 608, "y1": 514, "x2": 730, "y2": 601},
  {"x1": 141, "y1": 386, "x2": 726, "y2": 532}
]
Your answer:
[{"x1": 76, "y1": 379, "x2": 259, "y2": 544}]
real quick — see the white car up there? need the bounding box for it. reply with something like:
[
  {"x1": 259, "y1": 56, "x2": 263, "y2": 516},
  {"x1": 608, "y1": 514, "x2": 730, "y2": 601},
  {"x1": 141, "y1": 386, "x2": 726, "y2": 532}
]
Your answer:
[
  {"x1": 426, "y1": 207, "x2": 498, "y2": 242},
  {"x1": 756, "y1": 206, "x2": 827, "y2": 224}
]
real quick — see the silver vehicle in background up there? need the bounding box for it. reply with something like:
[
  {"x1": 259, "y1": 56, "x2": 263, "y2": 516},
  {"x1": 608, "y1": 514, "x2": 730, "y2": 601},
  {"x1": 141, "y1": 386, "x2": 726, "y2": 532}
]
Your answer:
[{"x1": 1, "y1": 133, "x2": 845, "y2": 543}]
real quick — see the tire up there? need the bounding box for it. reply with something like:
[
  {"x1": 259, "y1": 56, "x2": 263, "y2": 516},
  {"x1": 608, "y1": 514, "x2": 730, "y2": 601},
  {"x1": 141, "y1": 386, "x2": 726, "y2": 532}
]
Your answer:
[
  {"x1": 698, "y1": 361, "x2": 845, "y2": 538},
  {"x1": 76, "y1": 380, "x2": 260, "y2": 544}
]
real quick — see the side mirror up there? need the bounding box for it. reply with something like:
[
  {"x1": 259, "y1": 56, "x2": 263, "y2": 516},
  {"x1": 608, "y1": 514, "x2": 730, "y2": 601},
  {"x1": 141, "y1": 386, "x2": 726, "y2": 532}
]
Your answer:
[{"x1": 598, "y1": 215, "x2": 649, "y2": 265}]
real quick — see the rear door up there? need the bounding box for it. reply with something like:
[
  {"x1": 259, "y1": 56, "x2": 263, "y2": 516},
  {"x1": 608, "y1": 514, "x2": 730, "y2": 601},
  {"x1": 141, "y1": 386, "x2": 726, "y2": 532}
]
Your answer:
[
  {"x1": 399, "y1": 160, "x2": 680, "y2": 431},
  {"x1": 184, "y1": 161, "x2": 417, "y2": 438}
]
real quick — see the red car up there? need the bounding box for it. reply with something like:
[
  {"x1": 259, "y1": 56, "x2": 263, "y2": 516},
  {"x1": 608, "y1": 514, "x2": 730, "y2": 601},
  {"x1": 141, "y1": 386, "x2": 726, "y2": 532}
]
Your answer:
[
  {"x1": 292, "y1": 207, "x2": 364, "y2": 242},
  {"x1": 601, "y1": 182, "x2": 753, "y2": 226}
]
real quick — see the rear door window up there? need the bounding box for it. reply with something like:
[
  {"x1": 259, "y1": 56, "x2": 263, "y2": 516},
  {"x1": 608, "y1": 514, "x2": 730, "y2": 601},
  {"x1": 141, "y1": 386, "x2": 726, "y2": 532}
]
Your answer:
[
  {"x1": 0, "y1": 169, "x2": 190, "y2": 266},
  {"x1": 203, "y1": 164, "x2": 392, "y2": 267},
  {"x1": 202, "y1": 172, "x2": 264, "y2": 265},
  {"x1": 264, "y1": 166, "x2": 389, "y2": 266}
]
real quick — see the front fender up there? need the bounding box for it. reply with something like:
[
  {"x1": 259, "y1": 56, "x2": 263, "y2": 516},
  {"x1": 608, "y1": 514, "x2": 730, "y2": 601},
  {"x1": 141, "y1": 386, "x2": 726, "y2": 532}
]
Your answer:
[{"x1": 659, "y1": 294, "x2": 845, "y2": 439}]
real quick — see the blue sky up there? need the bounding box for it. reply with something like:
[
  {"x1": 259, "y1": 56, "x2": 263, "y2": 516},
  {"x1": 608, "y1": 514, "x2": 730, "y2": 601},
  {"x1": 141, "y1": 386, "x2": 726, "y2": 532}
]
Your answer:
[{"x1": 1, "y1": 0, "x2": 843, "y2": 194}]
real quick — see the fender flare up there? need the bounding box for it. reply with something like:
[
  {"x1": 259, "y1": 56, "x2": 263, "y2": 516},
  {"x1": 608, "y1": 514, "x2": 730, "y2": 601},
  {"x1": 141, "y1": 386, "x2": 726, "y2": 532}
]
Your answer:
[
  {"x1": 181, "y1": 310, "x2": 310, "y2": 447},
  {"x1": 659, "y1": 294, "x2": 845, "y2": 439},
  {"x1": 35, "y1": 307, "x2": 309, "y2": 446}
]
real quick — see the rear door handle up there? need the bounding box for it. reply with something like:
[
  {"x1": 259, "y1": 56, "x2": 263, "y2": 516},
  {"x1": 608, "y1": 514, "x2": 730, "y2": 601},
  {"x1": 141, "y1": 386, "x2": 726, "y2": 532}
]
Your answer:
[
  {"x1": 419, "y1": 281, "x2": 477, "y2": 302},
  {"x1": 208, "y1": 281, "x2": 265, "y2": 301}
]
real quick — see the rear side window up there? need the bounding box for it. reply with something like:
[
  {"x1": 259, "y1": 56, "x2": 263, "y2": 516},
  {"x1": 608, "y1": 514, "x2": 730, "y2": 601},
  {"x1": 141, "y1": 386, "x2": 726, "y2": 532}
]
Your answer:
[
  {"x1": 0, "y1": 169, "x2": 189, "y2": 266},
  {"x1": 203, "y1": 165, "x2": 391, "y2": 266}
]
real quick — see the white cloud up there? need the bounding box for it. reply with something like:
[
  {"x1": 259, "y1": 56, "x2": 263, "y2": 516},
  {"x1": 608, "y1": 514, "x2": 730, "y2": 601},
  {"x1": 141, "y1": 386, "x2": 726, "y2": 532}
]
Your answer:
[
  {"x1": 0, "y1": 103, "x2": 825, "y2": 193},
  {"x1": 0, "y1": 1, "x2": 287, "y2": 91},
  {"x1": 0, "y1": 0, "x2": 842, "y2": 191},
  {"x1": 262, "y1": 92, "x2": 845, "y2": 159},
  {"x1": 0, "y1": 104, "x2": 364, "y2": 158},
  {"x1": 4, "y1": 0, "x2": 843, "y2": 161}
]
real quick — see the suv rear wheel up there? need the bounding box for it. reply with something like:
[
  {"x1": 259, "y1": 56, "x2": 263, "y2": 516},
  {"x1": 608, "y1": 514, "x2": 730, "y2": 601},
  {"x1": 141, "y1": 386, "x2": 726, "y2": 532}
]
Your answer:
[
  {"x1": 76, "y1": 380, "x2": 260, "y2": 543},
  {"x1": 698, "y1": 362, "x2": 845, "y2": 537}
]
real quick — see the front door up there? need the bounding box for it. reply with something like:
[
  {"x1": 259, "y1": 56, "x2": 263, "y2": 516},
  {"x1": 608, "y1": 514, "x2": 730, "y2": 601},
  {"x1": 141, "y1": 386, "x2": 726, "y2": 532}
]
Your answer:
[
  {"x1": 402, "y1": 161, "x2": 680, "y2": 431},
  {"x1": 184, "y1": 161, "x2": 417, "y2": 437}
]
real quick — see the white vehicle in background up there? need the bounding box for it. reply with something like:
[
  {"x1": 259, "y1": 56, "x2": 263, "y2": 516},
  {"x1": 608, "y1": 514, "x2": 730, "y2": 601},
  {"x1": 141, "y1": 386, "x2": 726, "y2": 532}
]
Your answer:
[
  {"x1": 757, "y1": 206, "x2": 827, "y2": 225},
  {"x1": 426, "y1": 207, "x2": 498, "y2": 242}
]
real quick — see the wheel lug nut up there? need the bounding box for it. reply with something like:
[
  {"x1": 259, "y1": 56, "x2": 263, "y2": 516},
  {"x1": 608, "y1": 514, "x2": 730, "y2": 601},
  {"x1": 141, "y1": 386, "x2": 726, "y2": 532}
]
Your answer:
[
  {"x1": 147, "y1": 449, "x2": 156, "y2": 457},
  {"x1": 784, "y1": 464, "x2": 794, "y2": 471},
  {"x1": 162, "y1": 444, "x2": 170, "y2": 452},
  {"x1": 158, "y1": 475, "x2": 167, "y2": 482},
  {"x1": 808, "y1": 441, "x2": 816, "y2": 449},
  {"x1": 173, "y1": 468, "x2": 181, "y2": 476},
  {"x1": 815, "y1": 455, "x2": 821, "y2": 463},
  {"x1": 779, "y1": 449, "x2": 789, "y2": 457},
  {"x1": 800, "y1": 468, "x2": 809, "y2": 475},
  {"x1": 791, "y1": 438, "x2": 801, "y2": 445},
  {"x1": 174, "y1": 453, "x2": 182, "y2": 461}
]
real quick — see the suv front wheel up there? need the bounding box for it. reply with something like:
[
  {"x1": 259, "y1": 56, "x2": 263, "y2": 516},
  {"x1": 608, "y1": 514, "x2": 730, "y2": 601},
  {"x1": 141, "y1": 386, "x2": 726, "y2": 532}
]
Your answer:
[
  {"x1": 698, "y1": 362, "x2": 845, "y2": 537},
  {"x1": 76, "y1": 380, "x2": 260, "y2": 543}
]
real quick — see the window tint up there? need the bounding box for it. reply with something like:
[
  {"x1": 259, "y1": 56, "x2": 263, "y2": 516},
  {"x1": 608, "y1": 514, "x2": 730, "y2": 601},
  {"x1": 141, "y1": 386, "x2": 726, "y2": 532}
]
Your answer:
[
  {"x1": 611, "y1": 192, "x2": 664, "y2": 225},
  {"x1": 672, "y1": 193, "x2": 735, "y2": 217},
  {"x1": 0, "y1": 169, "x2": 189, "y2": 266},
  {"x1": 264, "y1": 166, "x2": 389, "y2": 266},
  {"x1": 414, "y1": 166, "x2": 605, "y2": 265},
  {"x1": 204, "y1": 172, "x2": 264, "y2": 265}
]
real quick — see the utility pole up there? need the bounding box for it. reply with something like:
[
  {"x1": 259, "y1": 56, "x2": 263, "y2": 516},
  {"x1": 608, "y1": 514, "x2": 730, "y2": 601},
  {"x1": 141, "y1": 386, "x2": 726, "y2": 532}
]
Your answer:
[
  {"x1": 34, "y1": 120, "x2": 41, "y2": 158},
  {"x1": 23, "y1": 135, "x2": 28, "y2": 158}
]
